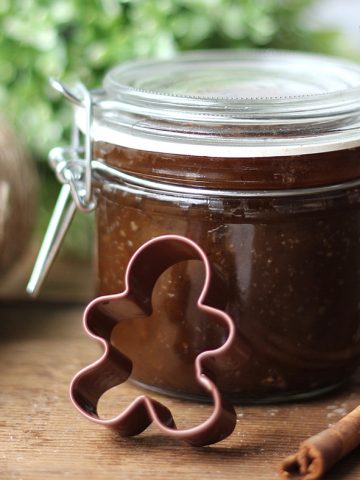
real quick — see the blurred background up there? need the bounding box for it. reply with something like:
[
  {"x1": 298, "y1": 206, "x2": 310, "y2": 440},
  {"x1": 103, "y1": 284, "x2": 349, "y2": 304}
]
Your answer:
[{"x1": 0, "y1": 0, "x2": 359, "y2": 299}]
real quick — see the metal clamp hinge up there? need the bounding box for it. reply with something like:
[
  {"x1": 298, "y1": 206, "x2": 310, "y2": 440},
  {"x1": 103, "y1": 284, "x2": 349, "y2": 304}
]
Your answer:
[{"x1": 49, "y1": 79, "x2": 96, "y2": 212}]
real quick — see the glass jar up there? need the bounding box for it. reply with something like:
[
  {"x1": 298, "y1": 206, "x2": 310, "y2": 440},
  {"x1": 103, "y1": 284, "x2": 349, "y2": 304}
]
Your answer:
[{"x1": 52, "y1": 50, "x2": 360, "y2": 402}]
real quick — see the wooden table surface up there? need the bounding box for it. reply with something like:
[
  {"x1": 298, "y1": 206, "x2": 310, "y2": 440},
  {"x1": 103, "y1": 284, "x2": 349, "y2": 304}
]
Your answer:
[{"x1": 1, "y1": 301, "x2": 359, "y2": 480}]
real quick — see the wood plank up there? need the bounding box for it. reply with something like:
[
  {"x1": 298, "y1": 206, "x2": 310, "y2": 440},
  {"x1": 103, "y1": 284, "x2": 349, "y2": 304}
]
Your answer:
[{"x1": 0, "y1": 301, "x2": 359, "y2": 479}]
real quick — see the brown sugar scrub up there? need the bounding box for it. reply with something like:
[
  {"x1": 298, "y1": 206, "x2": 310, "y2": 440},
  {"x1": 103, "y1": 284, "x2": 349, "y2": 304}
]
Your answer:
[
  {"x1": 279, "y1": 405, "x2": 360, "y2": 480},
  {"x1": 74, "y1": 49, "x2": 360, "y2": 402},
  {"x1": 94, "y1": 153, "x2": 360, "y2": 401}
]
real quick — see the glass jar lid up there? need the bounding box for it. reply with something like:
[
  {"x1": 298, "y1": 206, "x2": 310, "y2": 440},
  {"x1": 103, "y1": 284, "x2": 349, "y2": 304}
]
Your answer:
[{"x1": 76, "y1": 49, "x2": 360, "y2": 157}]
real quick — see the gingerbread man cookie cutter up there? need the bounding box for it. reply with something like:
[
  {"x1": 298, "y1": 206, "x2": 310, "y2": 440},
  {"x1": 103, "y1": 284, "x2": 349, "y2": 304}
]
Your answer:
[{"x1": 70, "y1": 235, "x2": 237, "y2": 446}]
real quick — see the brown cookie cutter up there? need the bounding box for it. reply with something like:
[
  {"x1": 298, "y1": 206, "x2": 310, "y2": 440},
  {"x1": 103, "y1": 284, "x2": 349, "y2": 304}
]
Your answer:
[{"x1": 70, "y1": 234, "x2": 237, "y2": 446}]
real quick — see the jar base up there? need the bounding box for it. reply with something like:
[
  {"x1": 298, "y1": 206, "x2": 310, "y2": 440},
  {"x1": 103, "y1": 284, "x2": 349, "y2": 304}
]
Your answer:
[{"x1": 130, "y1": 378, "x2": 348, "y2": 405}]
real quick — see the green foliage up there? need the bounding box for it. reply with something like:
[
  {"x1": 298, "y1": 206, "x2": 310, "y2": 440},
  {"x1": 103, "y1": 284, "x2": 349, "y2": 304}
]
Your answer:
[{"x1": 0, "y1": 0, "x2": 343, "y2": 161}]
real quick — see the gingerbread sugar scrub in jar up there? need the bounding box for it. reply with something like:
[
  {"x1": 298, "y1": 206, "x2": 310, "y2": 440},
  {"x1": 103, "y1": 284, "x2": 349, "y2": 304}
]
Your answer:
[{"x1": 30, "y1": 50, "x2": 360, "y2": 402}]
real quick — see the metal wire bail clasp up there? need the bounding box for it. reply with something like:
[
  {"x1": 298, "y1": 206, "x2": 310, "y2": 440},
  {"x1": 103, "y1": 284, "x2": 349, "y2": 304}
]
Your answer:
[
  {"x1": 26, "y1": 79, "x2": 96, "y2": 297},
  {"x1": 49, "y1": 79, "x2": 96, "y2": 212}
]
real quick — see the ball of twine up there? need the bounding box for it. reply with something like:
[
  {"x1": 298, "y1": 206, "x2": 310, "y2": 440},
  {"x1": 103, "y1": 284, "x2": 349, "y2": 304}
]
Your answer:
[{"x1": 0, "y1": 117, "x2": 38, "y2": 276}]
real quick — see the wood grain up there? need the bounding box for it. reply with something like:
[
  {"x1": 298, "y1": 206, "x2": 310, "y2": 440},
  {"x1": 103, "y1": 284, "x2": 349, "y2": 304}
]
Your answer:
[{"x1": 0, "y1": 301, "x2": 359, "y2": 480}]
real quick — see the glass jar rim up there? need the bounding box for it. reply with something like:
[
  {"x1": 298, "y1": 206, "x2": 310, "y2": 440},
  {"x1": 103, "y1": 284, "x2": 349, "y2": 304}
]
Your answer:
[
  {"x1": 104, "y1": 49, "x2": 360, "y2": 105},
  {"x1": 76, "y1": 49, "x2": 360, "y2": 157}
]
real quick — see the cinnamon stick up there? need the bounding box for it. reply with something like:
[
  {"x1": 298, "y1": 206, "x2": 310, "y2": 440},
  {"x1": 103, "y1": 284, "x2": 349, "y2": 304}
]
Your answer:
[{"x1": 279, "y1": 405, "x2": 360, "y2": 480}]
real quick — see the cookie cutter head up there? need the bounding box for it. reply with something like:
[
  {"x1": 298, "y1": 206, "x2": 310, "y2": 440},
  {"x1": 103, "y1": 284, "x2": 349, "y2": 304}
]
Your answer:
[{"x1": 70, "y1": 234, "x2": 237, "y2": 446}]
